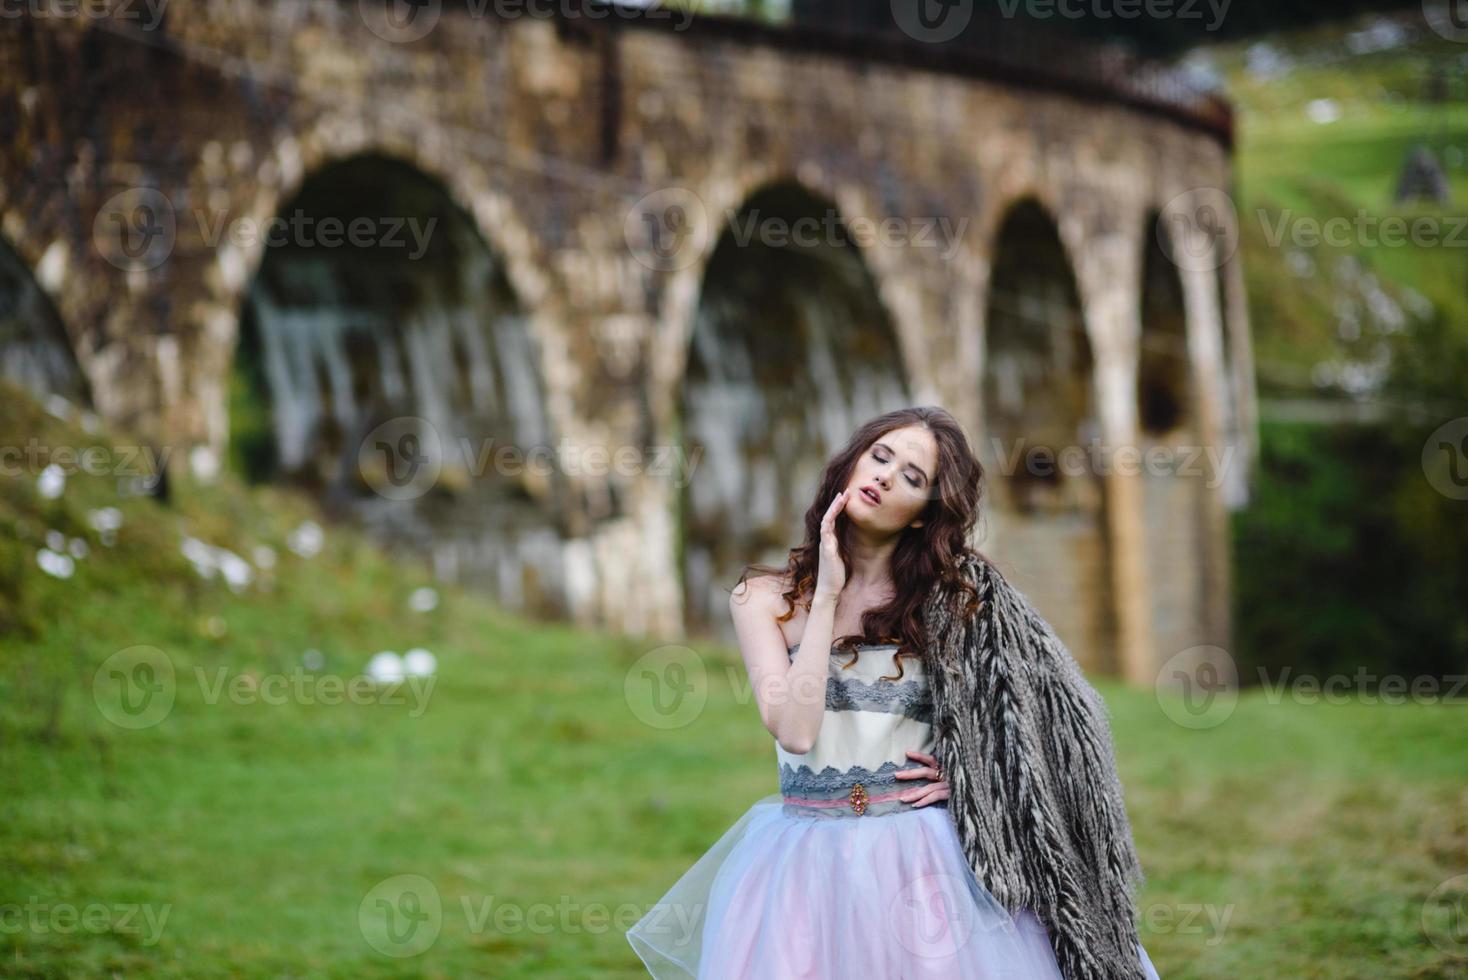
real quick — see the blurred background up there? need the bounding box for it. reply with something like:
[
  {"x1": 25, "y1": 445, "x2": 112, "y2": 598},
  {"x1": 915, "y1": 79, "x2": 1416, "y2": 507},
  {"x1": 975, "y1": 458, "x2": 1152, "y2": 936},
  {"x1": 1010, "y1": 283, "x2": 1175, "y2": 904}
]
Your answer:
[{"x1": 2, "y1": 0, "x2": 1466, "y2": 976}]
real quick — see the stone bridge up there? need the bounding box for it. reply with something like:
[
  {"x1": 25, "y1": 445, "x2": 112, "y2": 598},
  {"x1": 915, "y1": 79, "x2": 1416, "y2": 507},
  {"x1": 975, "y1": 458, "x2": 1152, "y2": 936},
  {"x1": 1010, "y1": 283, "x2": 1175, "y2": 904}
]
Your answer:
[{"x1": 1, "y1": 0, "x2": 1257, "y2": 683}]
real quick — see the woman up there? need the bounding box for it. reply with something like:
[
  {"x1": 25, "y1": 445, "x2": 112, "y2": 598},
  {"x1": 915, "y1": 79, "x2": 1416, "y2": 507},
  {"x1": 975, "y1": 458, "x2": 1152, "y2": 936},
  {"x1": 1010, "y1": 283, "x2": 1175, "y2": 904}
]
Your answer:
[{"x1": 627, "y1": 406, "x2": 1161, "y2": 979}]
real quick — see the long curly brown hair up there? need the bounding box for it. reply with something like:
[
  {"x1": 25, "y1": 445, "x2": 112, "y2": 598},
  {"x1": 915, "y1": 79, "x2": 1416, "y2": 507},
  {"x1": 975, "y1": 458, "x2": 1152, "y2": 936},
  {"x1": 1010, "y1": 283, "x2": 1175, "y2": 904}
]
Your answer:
[{"x1": 732, "y1": 406, "x2": 988, "y2": 681}]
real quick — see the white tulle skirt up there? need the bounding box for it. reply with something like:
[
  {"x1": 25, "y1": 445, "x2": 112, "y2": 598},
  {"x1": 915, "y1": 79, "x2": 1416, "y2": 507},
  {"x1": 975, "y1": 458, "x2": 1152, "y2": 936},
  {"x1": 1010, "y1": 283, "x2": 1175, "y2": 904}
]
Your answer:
[{"x1": 626, "y1": 793, "x2": 1161, "y2": 980}]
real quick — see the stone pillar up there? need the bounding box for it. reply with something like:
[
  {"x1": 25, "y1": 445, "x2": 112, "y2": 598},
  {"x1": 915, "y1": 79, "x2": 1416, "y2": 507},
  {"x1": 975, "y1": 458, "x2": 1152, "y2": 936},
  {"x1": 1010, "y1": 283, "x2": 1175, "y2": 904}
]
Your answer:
[
  {"x1": 1176, "y1": 218, "x2": 1235, "y2": 654},
  {"x1": 1072, "y1": 224, "x2": 1155, "y2": 687},
  {"x1": 1220, "y1": 240, "x2": 1259, "y2": 504}
]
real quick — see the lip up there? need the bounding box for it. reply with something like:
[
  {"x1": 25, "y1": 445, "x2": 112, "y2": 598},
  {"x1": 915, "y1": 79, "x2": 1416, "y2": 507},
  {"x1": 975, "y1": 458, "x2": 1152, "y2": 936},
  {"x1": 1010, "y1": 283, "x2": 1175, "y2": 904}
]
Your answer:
[{"x1": 858, "y1": 485, "x2": 882, "y2": 506}]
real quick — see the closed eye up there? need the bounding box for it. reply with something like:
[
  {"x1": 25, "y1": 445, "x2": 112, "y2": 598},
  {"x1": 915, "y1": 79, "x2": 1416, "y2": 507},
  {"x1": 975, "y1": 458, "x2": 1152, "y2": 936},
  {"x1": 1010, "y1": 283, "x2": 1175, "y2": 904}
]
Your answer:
[{"x1": 872, "y1": 450, "x2": 923, "y2": 488}]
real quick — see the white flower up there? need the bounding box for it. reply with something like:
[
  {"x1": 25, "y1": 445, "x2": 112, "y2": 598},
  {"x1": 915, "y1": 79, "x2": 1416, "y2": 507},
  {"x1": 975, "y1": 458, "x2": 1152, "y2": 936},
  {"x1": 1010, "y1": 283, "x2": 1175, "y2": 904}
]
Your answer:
[
  {"x1": 252, "y1": 545, "x2": 277, "y2": 570},
  {"x1": 403, "y1": 648, "x2": 437, "y2": 678},
  {"x1": 181, "y1": 535, "x2": 217, "y2": 578},
  {"x1": 287, "y1": 520, "x2": 323, "y2": 559},
  {"x1": 68, "y1": 537, "x2": 89, "y2": 560},
  {"x1": 44, "y1": 394, "x2": 73, "y2": 422},
  {"x1": 45, "y1": 529, "x2": 66, "y2": 551},
  {"x1": 88, "y1": 507, "x2": 124, "y2": 532},
  {"x1": 365, "y1": 651, "x2": 404, "y2": 684},
  {"x1": 37, "y1": 464, "x2": 66, "y2": 500},
  {"x1": 180, "y1": 535, "x2": 256, "y2": 592},
  {"x1": 302, "y1": 649, "x2": 325, "y2": 671},
  {"x1": 36, "y1": 548, "x2": 75, "y2": 579},
  {"x1": 1306, "y1": 99, "x2": 1341, "y2": 125},
  {"x1": 215, "y1": 548, "x2": 255, "y2": 593},
  {"x1": 408, "y1": 587, "x2": 439, "y2": 613}
]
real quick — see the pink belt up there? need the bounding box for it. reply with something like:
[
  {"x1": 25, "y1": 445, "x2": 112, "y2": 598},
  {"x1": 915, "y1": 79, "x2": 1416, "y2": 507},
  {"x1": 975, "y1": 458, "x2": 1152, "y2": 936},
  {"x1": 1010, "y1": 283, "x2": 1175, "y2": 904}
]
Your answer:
[{"x1": 781, "y1": 781, "x2": 906, "y2": 816}]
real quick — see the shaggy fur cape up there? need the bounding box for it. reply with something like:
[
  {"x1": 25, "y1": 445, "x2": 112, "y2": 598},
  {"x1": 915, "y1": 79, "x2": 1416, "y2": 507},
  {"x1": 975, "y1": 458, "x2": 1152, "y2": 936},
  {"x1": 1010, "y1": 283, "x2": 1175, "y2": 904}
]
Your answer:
[{"x1": 922, "y1": 550, "x2": 1150, "y2": 980}]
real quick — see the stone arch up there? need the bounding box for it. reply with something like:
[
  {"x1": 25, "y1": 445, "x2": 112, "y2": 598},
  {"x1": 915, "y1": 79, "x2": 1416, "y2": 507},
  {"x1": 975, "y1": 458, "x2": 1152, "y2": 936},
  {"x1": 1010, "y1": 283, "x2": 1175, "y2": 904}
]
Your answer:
[
  {"x1": 192, "y1": 121, "x2": 566, "y2": 459},
  {"x1": 228, "y1": 149, "x2": 569, "y2": 615},
  {"x1": 0, "y1": 232, "x2": 91, "y2": 409},
  {"x1": 675, "y1": 177, "x2": 913, "y2": 638},
  {"x1": 978, "y1": 195, "x2": 1113, "y2": 672}
]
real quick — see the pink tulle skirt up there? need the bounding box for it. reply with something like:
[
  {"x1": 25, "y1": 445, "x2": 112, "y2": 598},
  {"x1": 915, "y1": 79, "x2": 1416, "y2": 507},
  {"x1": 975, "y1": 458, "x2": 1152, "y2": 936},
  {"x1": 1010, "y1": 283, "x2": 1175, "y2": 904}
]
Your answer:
[{"x1": 626, "y1": 793, "x2": 1161, "y2": 979}]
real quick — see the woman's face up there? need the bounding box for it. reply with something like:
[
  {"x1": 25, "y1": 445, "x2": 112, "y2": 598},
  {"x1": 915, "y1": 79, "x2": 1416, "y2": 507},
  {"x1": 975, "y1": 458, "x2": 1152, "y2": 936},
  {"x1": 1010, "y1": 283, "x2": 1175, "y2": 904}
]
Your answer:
[{"x1": 843, "y1": 424, "x2": 938, "y2": 535}]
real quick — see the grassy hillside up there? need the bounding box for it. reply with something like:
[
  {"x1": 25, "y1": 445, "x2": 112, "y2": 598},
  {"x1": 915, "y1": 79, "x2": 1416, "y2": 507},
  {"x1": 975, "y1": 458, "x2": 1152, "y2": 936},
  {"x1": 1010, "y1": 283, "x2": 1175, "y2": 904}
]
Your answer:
[
  {"x1": 1200, "y1": 13, "x2": 1468, "y2": 401},
  {"x1": 1, "y1": 379, "x2": 1466, "y2": 977}
]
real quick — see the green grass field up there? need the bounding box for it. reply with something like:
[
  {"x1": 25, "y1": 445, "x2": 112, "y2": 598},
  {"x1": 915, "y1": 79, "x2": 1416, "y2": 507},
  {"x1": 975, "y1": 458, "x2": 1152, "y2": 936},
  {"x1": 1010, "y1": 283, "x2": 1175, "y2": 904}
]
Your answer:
[{"x1": 3, "y1": 383, "x2": 1467, "y2": 978}]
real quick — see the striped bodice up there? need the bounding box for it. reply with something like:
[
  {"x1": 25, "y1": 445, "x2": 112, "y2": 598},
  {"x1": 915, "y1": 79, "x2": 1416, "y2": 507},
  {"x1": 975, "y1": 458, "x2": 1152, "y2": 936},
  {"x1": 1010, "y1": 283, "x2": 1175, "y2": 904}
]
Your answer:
[{"x1": 776, "y1": 641, "x2": 941, "y2": 819}]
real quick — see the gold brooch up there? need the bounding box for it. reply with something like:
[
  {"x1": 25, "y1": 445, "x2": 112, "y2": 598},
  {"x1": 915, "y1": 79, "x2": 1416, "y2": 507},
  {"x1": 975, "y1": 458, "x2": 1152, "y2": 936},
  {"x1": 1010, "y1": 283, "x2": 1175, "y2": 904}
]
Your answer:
[{"x1": 848, "y1": 781, "x2": 868, "y2": 815}]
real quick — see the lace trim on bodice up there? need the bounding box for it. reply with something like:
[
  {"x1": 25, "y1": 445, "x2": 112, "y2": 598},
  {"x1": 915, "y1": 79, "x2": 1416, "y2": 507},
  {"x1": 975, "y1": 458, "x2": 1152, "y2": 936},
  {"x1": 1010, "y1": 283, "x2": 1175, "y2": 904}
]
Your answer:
[{"x1": 778, "y1": 758, "x2": 925, "y2": 796}]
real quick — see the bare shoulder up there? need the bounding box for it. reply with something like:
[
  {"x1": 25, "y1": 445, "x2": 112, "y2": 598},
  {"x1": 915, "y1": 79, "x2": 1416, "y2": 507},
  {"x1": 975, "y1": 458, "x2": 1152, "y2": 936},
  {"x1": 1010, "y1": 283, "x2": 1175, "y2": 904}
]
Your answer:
[{"x1": 728, "y1": 572, "x2": 790, "y2": 616}]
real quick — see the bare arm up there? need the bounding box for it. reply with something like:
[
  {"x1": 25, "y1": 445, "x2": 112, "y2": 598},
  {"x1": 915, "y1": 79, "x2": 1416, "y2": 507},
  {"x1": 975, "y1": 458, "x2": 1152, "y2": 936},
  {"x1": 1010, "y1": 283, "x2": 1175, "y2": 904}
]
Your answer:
[
  {"x1": 728, "y1": 490, "x2": 851, "y2": 755},
  {"x1": 728, "y1": 582, "x2": 832, "y2": 754}
]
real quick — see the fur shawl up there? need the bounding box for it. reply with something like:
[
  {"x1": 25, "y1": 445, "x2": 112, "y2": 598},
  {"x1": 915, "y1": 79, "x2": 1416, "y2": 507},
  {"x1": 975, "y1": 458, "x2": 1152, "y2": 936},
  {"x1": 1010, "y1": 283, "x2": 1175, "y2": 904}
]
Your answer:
[{"x1": 922, "y1": 550, "x2": 1151, "y2": 980}]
